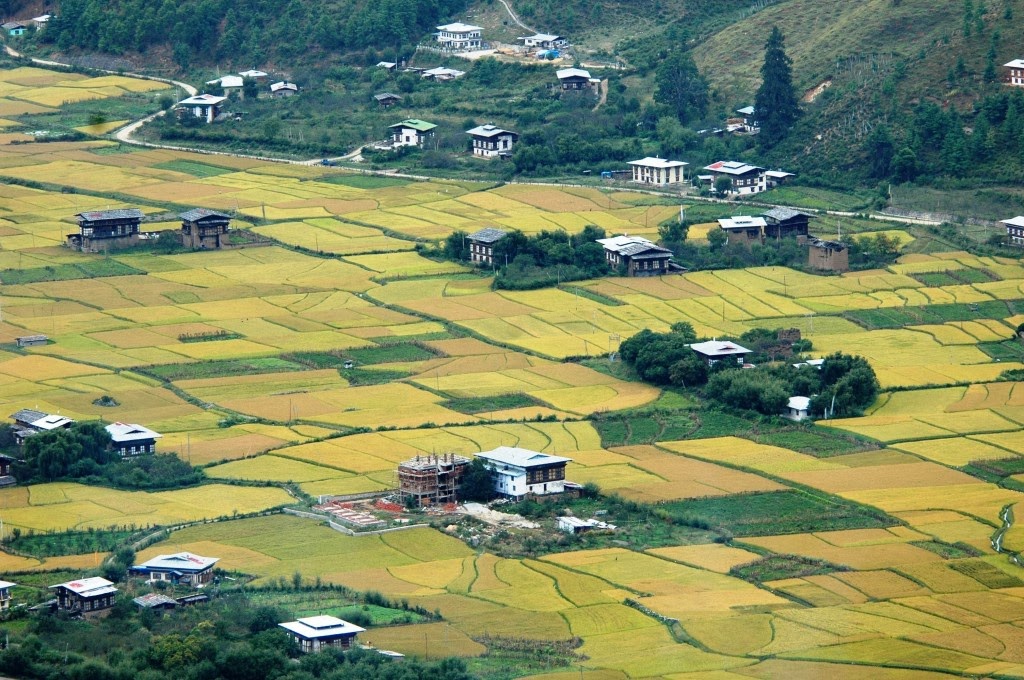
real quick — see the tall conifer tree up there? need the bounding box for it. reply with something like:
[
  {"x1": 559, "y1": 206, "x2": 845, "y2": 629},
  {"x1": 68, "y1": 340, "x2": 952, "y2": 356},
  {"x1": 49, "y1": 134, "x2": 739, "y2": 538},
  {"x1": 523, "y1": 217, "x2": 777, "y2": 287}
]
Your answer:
[{"x1": 754, "y1": 26, "x2": 801, "y2": 147}]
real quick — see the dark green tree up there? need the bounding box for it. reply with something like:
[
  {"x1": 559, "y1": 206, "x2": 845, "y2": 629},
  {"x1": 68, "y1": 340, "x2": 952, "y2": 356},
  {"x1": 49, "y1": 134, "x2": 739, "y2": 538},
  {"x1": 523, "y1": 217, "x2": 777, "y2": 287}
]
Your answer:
[
  {"x1": 654, "y1": 51, "x2": 710, "y2": 124},
  {"x1": 754, "y1": 27, "x2": 801, "y2": 147},
  {"x1": 459, "y1": 457, "x2": 496, "y2": 502}
]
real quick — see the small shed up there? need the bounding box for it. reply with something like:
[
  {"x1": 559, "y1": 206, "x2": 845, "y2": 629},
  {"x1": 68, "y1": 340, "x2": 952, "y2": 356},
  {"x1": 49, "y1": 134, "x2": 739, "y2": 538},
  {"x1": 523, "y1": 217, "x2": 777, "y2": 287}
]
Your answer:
[
  {"x1": 557, "y1": 517, "x2": 617, "y2": 534},
  {"x1": 16, "y1": 334, "x2": 48, "y2": 347},
  {"x1": 133, "y1": 593, "x2": 178, "y2": 611},
  {"x1": 785, "y1": 396, "x2": 811, "y2": 421},
  {"x1": 374, "y1": 92, "x2": 402, "y2": 108}
]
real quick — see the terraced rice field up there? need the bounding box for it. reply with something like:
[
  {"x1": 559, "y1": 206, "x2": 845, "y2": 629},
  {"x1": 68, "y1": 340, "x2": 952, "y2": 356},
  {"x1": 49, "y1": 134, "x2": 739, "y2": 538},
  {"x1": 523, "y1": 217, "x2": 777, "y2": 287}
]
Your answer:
[{"x1": 5, "y1": 66, "x2": 1024, "y2": 678}]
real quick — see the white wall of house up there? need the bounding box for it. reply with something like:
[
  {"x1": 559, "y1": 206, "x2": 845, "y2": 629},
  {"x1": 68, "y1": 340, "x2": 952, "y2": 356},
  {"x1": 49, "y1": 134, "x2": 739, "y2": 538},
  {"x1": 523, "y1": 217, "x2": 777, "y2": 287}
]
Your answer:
[{"x1": 472, "y1": 134, "x2": 515, "y2": 157}]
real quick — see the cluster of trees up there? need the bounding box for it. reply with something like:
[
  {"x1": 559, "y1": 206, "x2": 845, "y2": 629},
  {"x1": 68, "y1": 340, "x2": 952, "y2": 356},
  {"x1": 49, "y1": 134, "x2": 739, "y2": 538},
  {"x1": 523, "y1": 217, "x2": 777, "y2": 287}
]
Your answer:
[
  {"x1": 0, "y1": 595, "x2": 472, "y2": 680},
  {"x1": 438, "y1": 225, "x2": 611, "y2": 289},
  {"x1": 658, "y1": 219, "x2": 902, "y2": 272},
  {"x1": 619, "y1": 324, "x2": 878, "y2": 417},
  {"x1": 17, "y1": 422, "x2": 203, "y2": 489},
  {"x1": 44, "y1": 0, "x2": 469, "y2": 67},
  {"x1": 863, "y1": 89, "x2": 1024, "y2": 183}
]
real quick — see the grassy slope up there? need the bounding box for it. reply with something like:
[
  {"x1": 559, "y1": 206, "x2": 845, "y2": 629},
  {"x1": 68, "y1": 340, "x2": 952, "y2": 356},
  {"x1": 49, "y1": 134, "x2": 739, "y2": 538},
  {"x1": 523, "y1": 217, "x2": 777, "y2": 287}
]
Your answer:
[{"x1": 693, "y1": 0, "x2": 962, "y2": 104}]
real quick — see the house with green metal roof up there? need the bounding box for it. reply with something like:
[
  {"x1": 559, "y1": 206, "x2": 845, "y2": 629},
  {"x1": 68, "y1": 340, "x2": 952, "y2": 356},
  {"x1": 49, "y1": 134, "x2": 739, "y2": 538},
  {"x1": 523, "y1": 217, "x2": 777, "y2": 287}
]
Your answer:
[{"x1": 389, "y1": 119, "x2": 437, "y2": 148}]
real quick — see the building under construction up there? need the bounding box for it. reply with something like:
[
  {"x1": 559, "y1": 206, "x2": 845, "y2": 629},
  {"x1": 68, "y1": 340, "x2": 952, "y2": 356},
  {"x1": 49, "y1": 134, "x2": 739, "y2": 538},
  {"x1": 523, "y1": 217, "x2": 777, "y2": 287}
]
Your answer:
[{"x1": 398, "y1": 454, "x2": 470, "y2": 507}]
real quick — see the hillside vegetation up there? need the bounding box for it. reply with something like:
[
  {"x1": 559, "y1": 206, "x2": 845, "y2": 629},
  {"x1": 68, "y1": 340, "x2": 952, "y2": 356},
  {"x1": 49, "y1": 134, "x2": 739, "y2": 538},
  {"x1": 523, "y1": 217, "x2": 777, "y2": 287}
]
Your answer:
[{"x1": 40, "y1": 0, "x2": 469, "y2": 66}]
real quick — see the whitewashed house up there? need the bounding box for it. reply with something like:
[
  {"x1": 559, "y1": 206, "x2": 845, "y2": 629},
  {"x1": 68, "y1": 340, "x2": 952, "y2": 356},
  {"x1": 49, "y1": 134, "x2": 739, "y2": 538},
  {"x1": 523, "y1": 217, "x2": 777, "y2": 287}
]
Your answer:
[
  {"x1": 1005, "y1": 59, "x2": 1024, "y2": 87},
  {"x1": 519, "y1": 33, "x2": 567, "y2": 49},
  {"x1": 476, "y1": 447, "x2": 571, "y2": 499},
  {"x1": 1001, "y1": 216, "x2": 1024, "y2": 244},
  {"x1": 388, "y1": 119, "x2": 437, "y2": 148},
  {"x1": 436, "y1": 23, "x2": 482, "y2": 51},
  {"x1": 467, "y1": 124, "x2": 518, "y2": 158},
  {"x1": 628, "y1": 157, "x2": 687, "y2": 185},
  {"x1": 279, "y1": 616, "x2": 366, "y2": 654},
  {"x1": 177, "y1": 94, "x2": 227, "y2": 123}
]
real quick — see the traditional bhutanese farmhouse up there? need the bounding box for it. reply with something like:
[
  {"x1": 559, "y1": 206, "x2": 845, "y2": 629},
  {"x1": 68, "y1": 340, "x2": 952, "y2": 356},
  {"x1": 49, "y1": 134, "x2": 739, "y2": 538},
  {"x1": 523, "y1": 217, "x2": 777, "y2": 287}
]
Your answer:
[
  {"x1": 51, "y1": 577, "x2": 117, "y2": 615},
  {"x1": 765, "y1": 169, "x2": 795, "y2": 188},
  {"x1": 519, "y1": 33, "x2": 567, "y2": 49},
  {"x1": 467, "y1": 124, "x2": 518, "y2": 158},
  {"x1": 628, "y1": 157, "x2": 687, "y2": 185},
  {"x1": 389, "y1": 119, "x2": 436, "y2": 148},
  {"x1": 31, "y1": 15, "x2": 51, "y2": 29},
  {"x1": 67, "y1": 208, "x2": 144, "y2": 252},
  {"x1": 180, "y1": 208, "x2": 231, "y2": 249},
  {"x1": 1001, "y1": 216, "x2": 1024, "y2": 244},
  {"x1": 280, "y1": 616, "x2": 366, "y2": 653},
  {"x1": 1005, "y1": 59, "x2": 1024, "y2": 87},
  {"x1": 785, "y1": 396, "x2": 811, "y2": 422},
  {"x1": 106, "y1": 422, "x2": 162, "y2": 456},
  {"x1": 556, "y1": 67, "x2": 594, "y2": 90},
  {"x1": 717, "y1": 216, "x2": 766, "y2": 245},
  {"x1": 597, "y1": 235, "x2": 673, "y2": 277},
  {"x1": 397, "y1": 454, "x2": 469, "y2": 507},
  {"x1": 374, "y1": 92, "x2": 402, "y2": 108},
  {"x1": 2, "y1": 22, "x2": 26, "y2": 36},
  {"x1": 0, "y1": 580, "x2": 14, "y2": 611},
  {"x1": 703, "y1": 161, "x2": 766, "y2": 195},
  {"x1": 763, "y1": 207, "x2": 813, "y2": 240},
  {"x1": 435, "y1": 22, "x2": 482, "y2": 51},
  {"x1": 270, "y1": 81, "x2": 299, "y2": 96},
  {"x1": 178, "y1": 93, "x2": 227, "y2": 123},
  {"x1": 690, "y1": 340, "x2": 752, "y2": 366},
  {"x1": 807, "y1": 236, "x2": 849, "y2": 272},
  {"x1": 10, "y1": 409, "x2": 75, "y2": 444},
  {"x1": 467, "y1": 227, "x2": 507, "y2": 264},
  {"x1": 130, "y1": 552, "x2": 219, "y2": 585},
  {"x1": 476, "y1": 446, "x2": 571, "y2": 499}
]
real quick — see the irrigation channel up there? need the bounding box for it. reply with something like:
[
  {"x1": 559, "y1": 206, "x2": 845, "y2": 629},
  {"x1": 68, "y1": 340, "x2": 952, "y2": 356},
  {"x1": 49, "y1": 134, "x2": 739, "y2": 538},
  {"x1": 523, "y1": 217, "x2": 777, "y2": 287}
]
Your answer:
[{"x1": 992, "y1": 503, "x2": 1022, "y2": 566}]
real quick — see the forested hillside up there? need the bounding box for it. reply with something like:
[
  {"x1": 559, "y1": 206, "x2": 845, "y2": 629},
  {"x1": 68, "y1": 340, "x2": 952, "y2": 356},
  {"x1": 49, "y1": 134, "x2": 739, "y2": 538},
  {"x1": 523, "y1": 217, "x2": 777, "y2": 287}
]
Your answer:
[
  {"x1": 693, "y1": 0, "x2": 1024, "y2": 186},
  {"x1": 38, "y1": 0, "x2": 469, "y2": 66}
]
